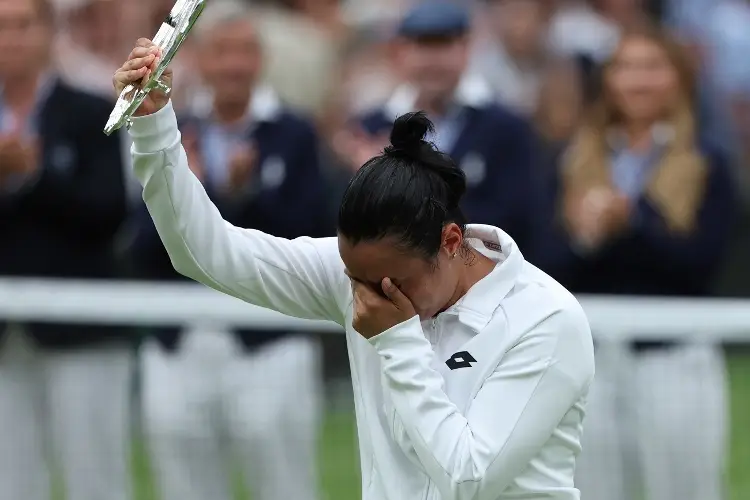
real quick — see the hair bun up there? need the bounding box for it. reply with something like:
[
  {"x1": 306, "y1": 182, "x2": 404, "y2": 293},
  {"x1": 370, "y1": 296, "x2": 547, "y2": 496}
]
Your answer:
[
  {"x1": 389, "y1": 111, "x2": 434, "y2": 152},
  {"x1": 385, "y1": 111, "x2": 466, "y2": 210}
]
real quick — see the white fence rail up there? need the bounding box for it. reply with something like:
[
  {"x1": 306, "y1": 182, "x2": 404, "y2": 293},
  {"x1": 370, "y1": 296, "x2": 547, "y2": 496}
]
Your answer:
[{"x1": 1, "y1": 278, "x2": 749, "y2": 343}]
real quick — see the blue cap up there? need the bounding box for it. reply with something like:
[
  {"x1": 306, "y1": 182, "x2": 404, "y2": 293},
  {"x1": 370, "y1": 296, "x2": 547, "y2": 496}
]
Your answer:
[{"x1": 397, "y1": 1, "x2": 471, "y2": 39}]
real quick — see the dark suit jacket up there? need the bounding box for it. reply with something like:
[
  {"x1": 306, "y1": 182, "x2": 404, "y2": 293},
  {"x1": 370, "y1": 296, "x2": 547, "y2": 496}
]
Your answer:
[{"x1": 0, "y1": 78, "x2": 128, "y2": 347}]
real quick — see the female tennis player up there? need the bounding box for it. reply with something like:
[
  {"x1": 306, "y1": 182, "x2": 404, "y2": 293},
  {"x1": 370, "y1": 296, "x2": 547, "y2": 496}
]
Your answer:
[{"x1": 115, "y1": 39, "x2": 594, "y2": 500}]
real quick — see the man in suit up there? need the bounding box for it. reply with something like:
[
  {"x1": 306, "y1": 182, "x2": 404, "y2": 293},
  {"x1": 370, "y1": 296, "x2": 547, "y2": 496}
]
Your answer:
[
  {"x1": 0, "y1": 0, "x2": 130, "y2": 499},
  {"x1": 131, "y1": 2, "x2": 325, "y2": 500},
  {"x1": 341, "y1": 1, "x2": 540, "y2": 251}
]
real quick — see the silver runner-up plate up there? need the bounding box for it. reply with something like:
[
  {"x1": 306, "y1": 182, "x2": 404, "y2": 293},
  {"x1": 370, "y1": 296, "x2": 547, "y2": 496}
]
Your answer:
[{"x1": 103, "y1": 0, "x2": 207, "y2": 135}]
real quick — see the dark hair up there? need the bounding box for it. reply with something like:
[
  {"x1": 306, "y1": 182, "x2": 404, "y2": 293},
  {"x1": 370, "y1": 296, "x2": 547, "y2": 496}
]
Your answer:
[{"x1": 337, "y1": 111, "x2": 467, "y2": 259}]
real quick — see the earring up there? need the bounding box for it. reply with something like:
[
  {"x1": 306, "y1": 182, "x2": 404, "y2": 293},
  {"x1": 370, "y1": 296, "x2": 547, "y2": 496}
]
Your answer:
[{"x1": 452, "y1": 252, "x2": 457, "y2": 259}]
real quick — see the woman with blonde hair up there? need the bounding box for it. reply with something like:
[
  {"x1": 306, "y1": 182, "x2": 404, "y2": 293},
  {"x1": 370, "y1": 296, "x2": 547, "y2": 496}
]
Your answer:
[{"x1": 534, "y1": 25, "x2": 736, "y2": 500}]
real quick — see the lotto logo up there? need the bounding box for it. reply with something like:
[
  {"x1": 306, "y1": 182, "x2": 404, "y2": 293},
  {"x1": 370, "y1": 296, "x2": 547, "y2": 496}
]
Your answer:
[{"x1": 446, "y1": 351, "x2": 476, "y2": 370}]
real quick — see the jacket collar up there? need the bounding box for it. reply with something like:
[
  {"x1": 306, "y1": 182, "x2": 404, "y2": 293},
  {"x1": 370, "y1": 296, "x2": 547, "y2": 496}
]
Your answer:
[
  {"x1": 189, "y1": 84, "x2": 283, "y2": 124},
  {"x1": 383, "y1": 73, "x2": 494, "y2": 120},
  {"x1": 443, "y1": 224, "x2": 524, "y2": 332}
]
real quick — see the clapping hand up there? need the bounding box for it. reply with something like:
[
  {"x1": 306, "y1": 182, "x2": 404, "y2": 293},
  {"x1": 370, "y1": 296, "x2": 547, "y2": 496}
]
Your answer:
[
  {"x1": 226, "y1": 144, "x2": 257, "y2": 194},
  {"x1": 0, "y1": 134, "x2": 38, "y2": 182},
  {"x1": 567, "y1": 187, "x2": 631, "y2": 250},
  {"x1": 351, "y1": 278, "x2": 417, "y2": 339}
]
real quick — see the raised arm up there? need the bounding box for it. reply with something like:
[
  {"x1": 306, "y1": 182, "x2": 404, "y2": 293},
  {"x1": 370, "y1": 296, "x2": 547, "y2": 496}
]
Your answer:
[{"x1": 117, "y1": 40, "x2": 347, "y2": 324}]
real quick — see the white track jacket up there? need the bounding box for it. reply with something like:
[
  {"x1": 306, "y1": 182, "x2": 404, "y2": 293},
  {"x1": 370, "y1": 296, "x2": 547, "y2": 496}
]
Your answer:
[{"x1": 129, "y1": 101, "x2": 595, "y2": 500}]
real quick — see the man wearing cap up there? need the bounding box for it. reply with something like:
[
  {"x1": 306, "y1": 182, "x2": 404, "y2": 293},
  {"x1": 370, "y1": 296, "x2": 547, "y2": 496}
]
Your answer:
[{"x1": 343, "y1": 1, "x2": 540, "y2": 252}]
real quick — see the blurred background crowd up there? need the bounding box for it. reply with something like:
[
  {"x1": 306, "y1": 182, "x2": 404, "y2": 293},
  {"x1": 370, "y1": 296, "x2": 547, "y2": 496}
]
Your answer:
[{"x1": 1, "y1": 0, "x2": 750, "y2": 499}]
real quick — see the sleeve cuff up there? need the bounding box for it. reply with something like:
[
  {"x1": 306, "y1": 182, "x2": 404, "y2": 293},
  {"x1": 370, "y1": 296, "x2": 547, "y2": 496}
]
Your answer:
[
  {"x1": 128, "y1": 100, "x2": 180, "y2": 154},
  {"x1": 368, "y1": 315, "x2": 425, "y2": 351}
]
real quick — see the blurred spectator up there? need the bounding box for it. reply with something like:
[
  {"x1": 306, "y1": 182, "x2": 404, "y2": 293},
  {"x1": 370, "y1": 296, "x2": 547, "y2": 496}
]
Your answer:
[
  {"x1": 340, "y1": 0, "x2": 410, "y2": 27},
  {"x1": 655, "y1": 0, "x2": 742, "y2": 160},
  {"x1": 292, "y1": 0, "x2": 349, "y2": 40},
  {"x1": 250, "y1": 1, "x2": 343, "y2": 120},
  {"x1": 53, "y1": 0, "x2": 204, "y2": 113},
  {"x1": 701, "y1": 0, "x2": 750, "y2": 154},
  {"x1": 339, "y1": 0, "x2": 541, "y2": 250},
  {"x1": 319, "y1": 28, "x2": 400, "y2": 228},
  {"x1": 535, "y1": 25, "x2": 734, "y2": 500},
  {"x1": 699, "y1": 1, "x2": 750, "y2": 297},
  {"x1": 469, "y1": 0, "x2": 552, "y2": 114},
  {"x1": 0, "y1": 0, "x2": 130, "y2": 500},
  {"x1": 661, "y1": 0, "x2": 712, "y2": 38},
  {"x1": 714, "y1": 131, "x2": 750, "y2": 297},
  {"x1": 332, "y1": 28, "x2": 399, "y2": 117},
  {"x1": 52, "y1": 0, "x2": 123, "y2": 96},
  {"x1": 52, "y1": 0, "x2": 155, "y2": 233},
  {"x1": 705, "y1": 1, "x2": 750, "y2": 111},
  {"x1": 132, "y1": 3, "x2": 325, "y2": 500},
  {"x1": 532, "y1": 57, "x2": 585, "y2": 167},
  {"x1": 548, "y1": 0, "x2": 647, "y2": 61},
  {"x1": 52, "y1": 0, "x2": 158, "y2": 208}
]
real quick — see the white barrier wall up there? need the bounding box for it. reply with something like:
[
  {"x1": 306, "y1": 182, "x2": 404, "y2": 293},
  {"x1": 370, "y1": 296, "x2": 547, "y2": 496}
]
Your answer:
[{"x1": 1, "y1": 278, "x2": 749, "y2": 342}]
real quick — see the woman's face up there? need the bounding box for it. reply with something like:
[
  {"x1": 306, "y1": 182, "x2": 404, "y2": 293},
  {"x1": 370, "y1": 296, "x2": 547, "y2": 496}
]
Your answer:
[
  {"x1": 607, "y1": 36, "x2": 680, "y2": 123},
  {"x1": 337, "y1": 227, "x2": 463, "y2": 320}
]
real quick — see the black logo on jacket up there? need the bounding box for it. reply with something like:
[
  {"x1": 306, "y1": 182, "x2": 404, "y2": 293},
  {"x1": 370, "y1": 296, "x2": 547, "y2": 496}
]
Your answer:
[{"x1": 446, "y1": 351, "x2": 476, "y2": 370}]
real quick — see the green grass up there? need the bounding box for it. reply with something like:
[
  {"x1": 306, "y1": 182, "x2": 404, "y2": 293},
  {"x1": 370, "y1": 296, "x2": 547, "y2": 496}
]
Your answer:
[
  {"x1": 728, "y1": 352, "x2": 750, "y2": 500},
  {"x1": 122, "y1": 352, "x2": 750, "y2": 500},
  {"x1": 129, "y1": 405, "x2": 361, "y2": 500}
]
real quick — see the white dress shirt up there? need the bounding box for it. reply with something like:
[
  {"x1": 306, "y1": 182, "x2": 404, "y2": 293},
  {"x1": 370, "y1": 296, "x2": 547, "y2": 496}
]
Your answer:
[{"x1": 128, "y1": 101, "x2": 595, "y2": 500}]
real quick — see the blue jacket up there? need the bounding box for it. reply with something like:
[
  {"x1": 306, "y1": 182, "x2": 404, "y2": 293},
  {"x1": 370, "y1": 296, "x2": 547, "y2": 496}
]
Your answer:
[
  {"x1": 357, "y1": 100, "x2": 541, "y2": 252},
  {"x1": 533, "y1": 142, "x2": 737, "y2": 297}
]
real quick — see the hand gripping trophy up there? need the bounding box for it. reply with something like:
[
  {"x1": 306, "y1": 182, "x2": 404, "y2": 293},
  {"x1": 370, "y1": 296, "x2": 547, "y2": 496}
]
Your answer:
[{"x1": 104, "y1": 0, "x2": 207, "y2": 135}]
